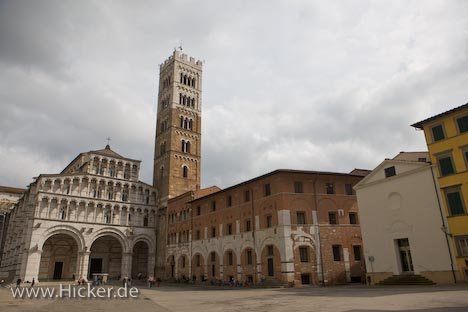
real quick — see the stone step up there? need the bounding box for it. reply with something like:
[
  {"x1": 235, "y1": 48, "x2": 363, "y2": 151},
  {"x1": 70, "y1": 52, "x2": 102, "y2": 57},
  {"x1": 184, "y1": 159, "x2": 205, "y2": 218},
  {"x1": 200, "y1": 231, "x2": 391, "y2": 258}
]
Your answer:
[{"x1": 377, "y1": 275, "x2": 435, "y2": 286}]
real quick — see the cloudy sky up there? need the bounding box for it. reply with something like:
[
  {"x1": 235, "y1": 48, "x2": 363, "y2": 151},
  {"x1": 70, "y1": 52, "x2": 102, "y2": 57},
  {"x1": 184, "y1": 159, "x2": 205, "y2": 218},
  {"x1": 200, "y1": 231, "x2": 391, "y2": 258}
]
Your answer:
[{"x1": 1, "y1": 0, "x2": 467, "y2": 189}]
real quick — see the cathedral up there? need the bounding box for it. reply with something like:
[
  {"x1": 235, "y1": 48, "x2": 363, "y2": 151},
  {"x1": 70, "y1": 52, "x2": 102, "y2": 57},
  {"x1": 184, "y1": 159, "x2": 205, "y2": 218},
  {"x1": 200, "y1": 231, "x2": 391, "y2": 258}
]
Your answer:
[
  {"x1": 0, "y1": 50, "x2": 368, "y2": 286},
  {"x1": 0, "y1": 50, "x2": 202, "y2": 283}
]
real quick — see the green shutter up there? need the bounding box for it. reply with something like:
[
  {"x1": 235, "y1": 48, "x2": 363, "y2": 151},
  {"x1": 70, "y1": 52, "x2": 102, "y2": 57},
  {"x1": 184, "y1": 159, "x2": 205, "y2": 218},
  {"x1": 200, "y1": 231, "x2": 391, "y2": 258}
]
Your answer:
[
  {"x1": 447, "y1": 191, "x2": 465, "y2": 215},
  {"x1": 439, "y1": 157, "x2": 454, "y2": 176},
  {"x1": 457, "y1": 116, "x2": 468, "y2": 133},
  {"x1": 432, "y1": 125, "x2": 445, "y2": 141}
]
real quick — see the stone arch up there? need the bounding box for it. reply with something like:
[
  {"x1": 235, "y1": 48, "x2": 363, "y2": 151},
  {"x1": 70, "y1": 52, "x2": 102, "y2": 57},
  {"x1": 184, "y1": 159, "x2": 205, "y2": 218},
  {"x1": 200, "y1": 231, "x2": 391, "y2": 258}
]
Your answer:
[
  {"x1": 132, "y1": 240, "x2": 149, "y2": 280},
  {"x1": 206, "y1": 250, "x2": 220, "y2": 279},
  {"x1": 89, "y1": 234, "x2": 124, "y2": 280},
  {"x1": 191, "y1": 252, "x2": 205, "y2": 282},
  {"x1": 38, "y1": 233, "x2": 79, "y2": 281},
  {"x1": 88, "y1": 227, "x2": 129, "y2": 252},
  {"x1": 177, "y1": 253, "x2": 189, "y2": 280},
  {"x1": 240, "y1": 246, "x2": 257, "y2": 283},
  {"x1": 39, "y1": 225, "x2": 85, "y2": 252},
  {"x1": 260, "y1": 243, "x2": 281, "y2": 281},
  {"x1": 223, "y1": 249, "x2": 237, "y2": 281}
]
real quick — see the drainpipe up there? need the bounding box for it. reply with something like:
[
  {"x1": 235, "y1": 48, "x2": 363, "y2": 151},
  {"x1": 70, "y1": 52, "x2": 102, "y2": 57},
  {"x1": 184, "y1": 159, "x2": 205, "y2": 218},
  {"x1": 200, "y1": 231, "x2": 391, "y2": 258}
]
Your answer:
[
  {"x1": 313, "y1": 173, "x2": 325, "y2": 285},
  {"x1": 430, "y1": 164, "x2": 457, "y2": 284}
]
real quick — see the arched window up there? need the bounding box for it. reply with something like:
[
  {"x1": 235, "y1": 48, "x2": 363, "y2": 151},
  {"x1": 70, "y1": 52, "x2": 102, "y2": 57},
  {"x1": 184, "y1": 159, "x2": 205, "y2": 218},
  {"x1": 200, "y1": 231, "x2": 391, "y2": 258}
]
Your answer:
[
  {"x1": 143, "y1": 215, "x2": 149, "y2": 227},
  {"x1": 183, "y1": 75, "x2": 187, "y2": 85},
  {"x1": 160, "y1": 166, "x2": 164, "y2": 178},
  {"x1": 179, "y1": 93, "x2": 182, "y2": 105},
  {"x1": 189, "y1": 119, "x2": 193, "y2": 130},
  {"x1": 186, "y1": 141, "x2": 191, "y2": 153},
  {"x1": 180, "y1": 73, "x2": 183, "y2": 83},
  {"x1": 160, "y1": 142, "x2": 166, "y2": 156},
  {"x1": 182, "y1": 165, "x2": 188, "y2": 178},
  {"x1": 191, "y1": 98, "x2": 195, "y2": 108},
  {"x1": 59, "y1": 208, "x2": 66, "y2": 220},
  {"x1": 180, "y1": 116, "x2": 184, "y2": 128},
  {"x1": 104, "y1": 211, "x2": 111, "y2": 224},
  {"x1": 184, "y1": 118, "x2": 188, "y2": 129}
]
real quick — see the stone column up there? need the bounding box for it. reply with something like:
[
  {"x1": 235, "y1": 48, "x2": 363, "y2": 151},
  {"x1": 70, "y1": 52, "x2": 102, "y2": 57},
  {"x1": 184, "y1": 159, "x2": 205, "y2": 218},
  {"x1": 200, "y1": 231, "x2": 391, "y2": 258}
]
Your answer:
[
  {"x1": 77, "y1": 251, "x2": 90, "y2": 280},
  {"x1": 148, "y1": 252, "x2": 156, "y2": 278},
  {"x1": 121, "y1": 252, "x2": 132, "y2": 279}
]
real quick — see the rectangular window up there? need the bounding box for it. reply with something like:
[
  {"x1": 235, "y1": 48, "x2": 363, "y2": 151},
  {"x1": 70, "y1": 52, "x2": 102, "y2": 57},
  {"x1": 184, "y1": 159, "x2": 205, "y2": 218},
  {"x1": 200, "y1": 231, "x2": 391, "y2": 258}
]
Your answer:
[
  {"x1": 227, "y1": 223, "x2": 233, "y2": 235},
  {"x1": 431, "y1": 124, "x2": 445, "y2": 142},
  {"x1": 456, "y1": 236, "x2": 468, "y2": 256},
  {"x1": 328, "y1": 212, "x2": 338, "y2": 225},
  {"x1": 266, "y1": 215, "x2": 273, "y2": 228},
  {"x1": 195, "y1": 230, "x2": 200, "y2": 240},
  {"x1": 245, "y1": 219, "x2": 251, "y2": 232},
  {"x1": 353, "y1": 245, "x2": 362, "y2": 261},
  {"x1": 227, "y1": 195, "x2": 232, "y2": 207},
  {"x1": 196, "y1": 206, "x2": 201, "y2": 216},
  {"x1": 294, "y1": 181, "x2": 303, "y2": 193},
  {"x1": 211, "y1": 226, "x2": 216, "y2": 238},
  {"x1": 299, "y1": 246, "x2": 309, "y2": 262},
  {"x1": 244, "y1": 190, "x2": 250, "y2": 202},
  {"x1": 345, "y1": 183, "x2": 354, "y2": 195},
  {"x1": 326, "y1": 183, "x2": 335, "y2": 194},
  {"x1": 349, "y1": 212, "x2": 358, "y2": 224},
  {"x1": 462, "y1": 146, "x2": 468, "y2": 170},
  {"x1": 211, "y1": 201, "x2": 217, "y2": 212},
  {"x1": 385, "y1": 166, "x2": 396, "y2": 178},
  {"x1": 264, "y1": 183, "x2": 271, "y2": 196},
  {"x1": 332, "y1": 245, "x2": 342, "y2": 261},
  {"x1": 445, "y1": 187, "x2": 466, "y2": 216},
  {"x1": 438, "y1": 154, "x2": 455, "y2": 176},
  {"x1": 247, "y1": 250, "x2": 253, "y2": 265},
  {"x1": 296, "y1": 211, "x2": 306, "y2": 225},
  {"x1": 456, "y1": 115, "x2": 468, "y2": 133}
]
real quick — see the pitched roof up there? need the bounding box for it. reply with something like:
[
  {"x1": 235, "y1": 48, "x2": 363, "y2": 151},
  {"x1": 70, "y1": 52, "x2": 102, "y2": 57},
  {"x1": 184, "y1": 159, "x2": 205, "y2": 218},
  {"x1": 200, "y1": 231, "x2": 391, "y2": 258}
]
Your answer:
[
  {"x1": 349, "y1": 169, "x2": 372, "y2": 177},
  {"x1": 0, "y1": 186, "x2": 26, "y2": 194},
  {"x1": 411, "y1": 102, "x2": 468, "y2": 129},
  {"x1": 90, "y1": 145, "x2": 140, "y2": 162}
]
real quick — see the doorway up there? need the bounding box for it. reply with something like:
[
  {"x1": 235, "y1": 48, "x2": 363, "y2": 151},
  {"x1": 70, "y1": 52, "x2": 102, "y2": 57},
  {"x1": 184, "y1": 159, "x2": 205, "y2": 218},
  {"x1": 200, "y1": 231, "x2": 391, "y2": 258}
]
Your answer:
[
  {"x1": 397, "y1": 238, "x2": 414, "y2": 273},
  {"x1": 267, "y1": 258, "x2": 274, "y2": 276},
  {"x1": 53, "y1": 262, "x2": 63, "y2": 280},
  {"x1": 89, "y1": 258, "x2": 103, "y2": 277}
]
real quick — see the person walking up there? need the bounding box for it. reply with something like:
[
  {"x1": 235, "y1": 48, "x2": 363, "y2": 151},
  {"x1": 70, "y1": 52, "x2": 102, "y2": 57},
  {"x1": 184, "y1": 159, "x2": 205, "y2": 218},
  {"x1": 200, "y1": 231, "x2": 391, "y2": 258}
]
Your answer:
[
  {"x1": 16, "y1": 278, "x2": 22, "y2": 288},
  {"x1": 31, "y1": 278, "x2": 35, "y2": 287}
]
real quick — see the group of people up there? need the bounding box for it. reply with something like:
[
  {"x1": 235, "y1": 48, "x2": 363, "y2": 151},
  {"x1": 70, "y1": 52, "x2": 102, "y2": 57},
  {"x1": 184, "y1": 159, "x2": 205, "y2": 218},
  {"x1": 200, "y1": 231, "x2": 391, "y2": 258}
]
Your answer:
[{"x1": 14, "y1": 278, "x2": 35, "y2": 288}]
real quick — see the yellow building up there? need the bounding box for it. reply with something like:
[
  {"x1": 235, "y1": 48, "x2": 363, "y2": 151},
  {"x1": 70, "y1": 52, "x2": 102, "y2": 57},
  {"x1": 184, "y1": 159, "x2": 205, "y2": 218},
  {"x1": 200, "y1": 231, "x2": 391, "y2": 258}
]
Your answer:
[{"x1": 412, "y1": 103, "x2": 468, "y2": 281}]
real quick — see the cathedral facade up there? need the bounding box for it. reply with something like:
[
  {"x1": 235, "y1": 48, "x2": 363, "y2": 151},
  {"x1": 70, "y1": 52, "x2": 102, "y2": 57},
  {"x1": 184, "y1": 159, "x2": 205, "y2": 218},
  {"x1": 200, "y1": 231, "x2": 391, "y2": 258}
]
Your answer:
[{"x1": 0, "y1": 145, "x2": 157, "y2": 282}]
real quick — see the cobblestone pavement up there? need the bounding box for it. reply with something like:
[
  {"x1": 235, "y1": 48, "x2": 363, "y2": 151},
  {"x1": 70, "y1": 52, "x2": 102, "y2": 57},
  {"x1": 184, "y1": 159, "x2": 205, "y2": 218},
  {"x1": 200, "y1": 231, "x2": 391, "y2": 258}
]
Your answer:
[{"x1": 1, "y1": 284, "x2": 468, "y2": 312}]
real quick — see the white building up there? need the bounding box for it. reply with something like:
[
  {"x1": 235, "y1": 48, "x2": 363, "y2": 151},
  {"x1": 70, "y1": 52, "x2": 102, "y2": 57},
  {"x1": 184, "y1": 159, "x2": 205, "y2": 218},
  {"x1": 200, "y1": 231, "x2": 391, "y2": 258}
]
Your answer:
[
  {"x1": 0, "y1": 145, "x2": 157, "y2": 282},
  {"x1": 354, "y1": 152, "x2": 457, "y2": 285}
]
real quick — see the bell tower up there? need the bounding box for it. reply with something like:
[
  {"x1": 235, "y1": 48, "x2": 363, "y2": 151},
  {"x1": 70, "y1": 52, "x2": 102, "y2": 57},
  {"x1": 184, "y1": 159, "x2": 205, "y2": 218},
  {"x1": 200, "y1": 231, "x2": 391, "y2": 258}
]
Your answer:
[{"x1": 153, "y1": 50, "x2": 202, "y2": 204}]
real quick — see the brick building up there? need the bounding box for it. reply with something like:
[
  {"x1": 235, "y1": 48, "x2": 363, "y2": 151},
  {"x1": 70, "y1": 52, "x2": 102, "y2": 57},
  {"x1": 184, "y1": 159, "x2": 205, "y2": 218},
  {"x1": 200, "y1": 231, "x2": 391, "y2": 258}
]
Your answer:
[{"x1": 164, "y1": 169, "x2": 368, "y2": 286}]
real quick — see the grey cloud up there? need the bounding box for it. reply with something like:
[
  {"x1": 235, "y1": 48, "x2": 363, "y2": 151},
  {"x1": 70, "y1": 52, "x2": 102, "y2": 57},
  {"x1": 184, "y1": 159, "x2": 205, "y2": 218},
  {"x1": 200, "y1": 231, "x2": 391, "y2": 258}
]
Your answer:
[{"x1": 0, "y1": 0, "x2": 467, "y2": 190}]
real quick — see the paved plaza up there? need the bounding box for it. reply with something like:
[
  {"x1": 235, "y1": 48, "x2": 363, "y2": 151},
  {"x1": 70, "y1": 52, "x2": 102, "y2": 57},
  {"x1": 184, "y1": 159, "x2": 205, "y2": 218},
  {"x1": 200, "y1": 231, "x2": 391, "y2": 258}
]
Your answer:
[{"x1": 1, "y1": 284, "x2": 468, "y2": 312}]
